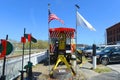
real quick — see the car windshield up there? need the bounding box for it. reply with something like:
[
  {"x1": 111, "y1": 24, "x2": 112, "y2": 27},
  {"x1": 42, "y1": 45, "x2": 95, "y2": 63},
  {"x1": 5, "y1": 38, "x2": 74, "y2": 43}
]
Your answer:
[
  {"x1": 84, "y1": 46, "x2": 92, "y2": 50},
  {"x1": 101, "y1": 47, "x2": 113, "y2": 53},
  {"x1": 97, "y1": 46, "x2": 105, "y2": 51}
]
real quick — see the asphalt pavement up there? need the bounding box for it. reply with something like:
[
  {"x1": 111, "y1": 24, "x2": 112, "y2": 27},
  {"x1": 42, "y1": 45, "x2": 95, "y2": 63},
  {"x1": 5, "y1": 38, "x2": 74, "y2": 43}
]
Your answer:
[
  {"x1": 79, "y1": 62, "x2": 120, "y2": 80},
  {"x1": 107, "y1": 62, "x2": 120, "y2": 73},
  {"x1": 89, "y1": 71, "x2": 120, "y2": 80}
]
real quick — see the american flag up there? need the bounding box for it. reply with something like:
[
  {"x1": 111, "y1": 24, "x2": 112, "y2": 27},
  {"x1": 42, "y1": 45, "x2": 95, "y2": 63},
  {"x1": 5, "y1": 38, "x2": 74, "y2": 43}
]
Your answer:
[{"x1": 48, "y1": 9, "x2": 64, "y2": 24}]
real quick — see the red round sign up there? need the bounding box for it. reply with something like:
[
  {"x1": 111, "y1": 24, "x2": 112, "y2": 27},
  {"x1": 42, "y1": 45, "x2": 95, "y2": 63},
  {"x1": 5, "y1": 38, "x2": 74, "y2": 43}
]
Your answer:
[{"x1": 0, "y1": 39, "x2": 13, "y2": 58}]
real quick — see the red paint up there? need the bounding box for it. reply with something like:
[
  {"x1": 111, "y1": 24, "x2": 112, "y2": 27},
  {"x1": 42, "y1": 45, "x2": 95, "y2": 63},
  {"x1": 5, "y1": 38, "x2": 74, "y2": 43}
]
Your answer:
[{"x1": 21, "y1": 37, "x2": 26, "y2": 43}]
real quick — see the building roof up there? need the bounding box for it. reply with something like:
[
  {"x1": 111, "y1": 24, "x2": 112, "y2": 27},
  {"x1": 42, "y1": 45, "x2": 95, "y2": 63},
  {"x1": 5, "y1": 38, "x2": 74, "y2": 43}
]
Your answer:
[
  {"x1": 106, "y1": 22, "x2": 120, "y2": 30},
  {"x1": 49, "y1": 27, "x2": 75, "y2": 38},
  {"x1": 49, "y1": 27, "x2": 75, "y2": 32}
]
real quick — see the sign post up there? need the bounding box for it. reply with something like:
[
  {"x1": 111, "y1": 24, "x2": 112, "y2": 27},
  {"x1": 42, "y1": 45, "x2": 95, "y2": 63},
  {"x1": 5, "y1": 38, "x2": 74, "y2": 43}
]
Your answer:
[
  {"x1": 93, "y1": 44, "x2": 96, "y2": 69},
  {"x1": 20, "y1": 28, "x2": 26, "y2": 80},
  {"x1": 0, "y1": 35, "x2": 8, "y2": 80},
  {"x1": 24, "y1": 33, "x2": 37, "y2": 80}
]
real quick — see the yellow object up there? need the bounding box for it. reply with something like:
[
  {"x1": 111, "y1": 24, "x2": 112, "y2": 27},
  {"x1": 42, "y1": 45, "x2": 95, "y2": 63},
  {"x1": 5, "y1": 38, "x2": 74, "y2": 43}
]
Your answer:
[
  {"x1": 50, "y1": 55, "x2": 76, "y2": 76},
  {"x1": 77, "y1": 49, "x2": 82, "y2": 54},
  {"x1": 79, "y1": 63, "x2": 83, "y2": 68},
  {"x1": 58, "y1": 33, "x2": 66, "y2": 50}
]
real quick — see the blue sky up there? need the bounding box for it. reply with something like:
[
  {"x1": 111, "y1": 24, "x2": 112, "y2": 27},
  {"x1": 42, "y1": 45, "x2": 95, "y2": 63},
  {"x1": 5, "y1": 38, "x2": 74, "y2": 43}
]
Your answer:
[{"x1": 0, "y1": 0, "x2": 120, "y2": 45}]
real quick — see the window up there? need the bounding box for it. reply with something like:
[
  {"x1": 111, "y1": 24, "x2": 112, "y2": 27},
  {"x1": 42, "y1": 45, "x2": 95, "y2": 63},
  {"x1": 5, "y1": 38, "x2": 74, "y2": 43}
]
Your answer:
[{"x1": 114, "y1": 47, "x2": 120, "y2": 53}]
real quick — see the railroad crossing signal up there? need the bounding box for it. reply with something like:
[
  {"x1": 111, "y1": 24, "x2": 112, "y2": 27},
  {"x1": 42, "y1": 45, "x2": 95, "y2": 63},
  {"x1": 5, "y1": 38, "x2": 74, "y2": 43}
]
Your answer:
[
  {"x1": 6, "y1": 41, "x2": 14, "y2": 55},
  {"x1": 0, "y1": 39, "x2": 13, "y2": 58},
  {"x1": 24, "y1": 34, "x2": 37, "y2": 43}
]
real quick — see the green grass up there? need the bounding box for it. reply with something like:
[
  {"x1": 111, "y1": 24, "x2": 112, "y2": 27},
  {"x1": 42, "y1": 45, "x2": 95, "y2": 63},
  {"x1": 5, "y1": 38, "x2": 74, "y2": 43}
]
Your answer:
[
  {"x1": 82, "y1": 56, "x2": 88, "y2": 63},
  {"x1": 76, "y1": 56, "x2": 88, "y2": 64},
  {"x1": 93, "y1": 65, "x2": 111, "y2": 73},
  {"x1": 80, "y1": 56, "x2": 112, "y2": 73}
]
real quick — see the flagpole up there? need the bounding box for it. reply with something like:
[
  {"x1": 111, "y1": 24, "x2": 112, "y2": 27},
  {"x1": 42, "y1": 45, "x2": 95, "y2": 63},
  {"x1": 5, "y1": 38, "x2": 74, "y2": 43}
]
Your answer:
[
  {"x1": 75, "y1": 4, "x2": 80, "y2": 48},
  {"x1": 48, "y1": 3, "x2": 51, "y2": 74},
  {"x1": 75, "y1": 4, "x2": 80, "y2": 74}
]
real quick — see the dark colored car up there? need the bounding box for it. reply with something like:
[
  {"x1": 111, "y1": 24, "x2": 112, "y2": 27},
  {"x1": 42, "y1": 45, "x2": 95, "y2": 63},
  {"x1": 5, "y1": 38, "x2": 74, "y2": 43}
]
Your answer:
[
  {"x1": 96, "y1": 45, "x2": 120, "y2": 65},
  {"x1": 82, "y1": 46, "x2": 93, "y2": 57},
  {"x1": 83, "y1": 46, "x2": 100, "y2": 57}
]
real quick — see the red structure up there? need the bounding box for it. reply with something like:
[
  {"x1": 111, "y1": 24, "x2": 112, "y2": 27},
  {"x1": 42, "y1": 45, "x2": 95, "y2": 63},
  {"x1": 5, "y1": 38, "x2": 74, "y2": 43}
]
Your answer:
[
  {"x1": 0, "y1": 40, "x2": 7, "y2": 58},
  {"x1": 49, "y1": 27, "x2": 76, "y2": 63},
  {"x1": 49, "y1": 27, "x2": 76, "y2": 53},
  {"x1": 49, "y1": 27, "x2": 75, "y2": 38}
]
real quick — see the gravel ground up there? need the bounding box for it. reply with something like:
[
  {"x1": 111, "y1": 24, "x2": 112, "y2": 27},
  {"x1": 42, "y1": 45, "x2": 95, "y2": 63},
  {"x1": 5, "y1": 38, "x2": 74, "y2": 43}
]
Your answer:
[
  {"x1": 16, "y1": 57, "x2": 120, "y2": 80},
  {"x1": 16, "y1": 58, "x2": 86, "y2": 80},
  {"x1": 32, "y1": 59, "x2": 86, "y2": 80}
]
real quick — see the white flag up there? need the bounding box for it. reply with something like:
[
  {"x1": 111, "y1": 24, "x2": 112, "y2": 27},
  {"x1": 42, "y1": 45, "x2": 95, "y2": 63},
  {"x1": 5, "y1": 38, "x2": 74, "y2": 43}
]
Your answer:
[{"x1": 77, "y1": 11, "x2": 96, "y2": 31}]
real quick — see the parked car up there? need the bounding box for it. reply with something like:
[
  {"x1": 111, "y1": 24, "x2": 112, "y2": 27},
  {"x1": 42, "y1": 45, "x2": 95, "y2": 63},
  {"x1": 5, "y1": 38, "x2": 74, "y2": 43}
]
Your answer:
[
  {"x1": 83, "y1": 46, "x2": 101, "y2": 57},
  {"x1": 96, "y1": 45, "x2": 106, "y2": 53},
  {"x1": 96, "y1": 45, "x2": 120, "y2": 65},
  {"x1": 82, "y1": 46, "x2": 93, "y2": 57}
]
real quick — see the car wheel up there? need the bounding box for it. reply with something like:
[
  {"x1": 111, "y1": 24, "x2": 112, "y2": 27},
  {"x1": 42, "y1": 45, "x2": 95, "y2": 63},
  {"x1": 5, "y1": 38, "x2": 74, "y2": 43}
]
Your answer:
[{"x1": 101, "y1": 57, "x2": 109, "y2": 66}]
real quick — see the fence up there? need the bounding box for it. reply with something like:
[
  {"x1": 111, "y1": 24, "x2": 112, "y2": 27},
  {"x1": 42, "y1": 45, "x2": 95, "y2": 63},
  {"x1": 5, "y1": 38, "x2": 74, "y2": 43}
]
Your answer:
[{"x1": 0, "y1": 51, "x2": 47, "y2": 80}]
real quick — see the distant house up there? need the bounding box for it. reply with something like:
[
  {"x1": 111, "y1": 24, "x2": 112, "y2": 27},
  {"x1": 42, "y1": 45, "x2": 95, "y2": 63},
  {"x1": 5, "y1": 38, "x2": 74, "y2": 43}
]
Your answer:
[{"x1": 106, "y1": 22, "x2": 120, "y2": 45}]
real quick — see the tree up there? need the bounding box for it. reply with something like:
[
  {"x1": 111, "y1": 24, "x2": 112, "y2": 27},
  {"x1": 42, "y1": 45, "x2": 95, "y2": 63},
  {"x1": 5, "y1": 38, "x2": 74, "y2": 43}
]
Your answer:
[{"x1": 24, "y1": 40, "x2": 48, "y2": 49}]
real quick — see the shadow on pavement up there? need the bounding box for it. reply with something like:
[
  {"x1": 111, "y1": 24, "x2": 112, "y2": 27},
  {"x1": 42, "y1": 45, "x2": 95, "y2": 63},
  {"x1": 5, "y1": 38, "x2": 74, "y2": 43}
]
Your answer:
[
  {"x1": 38, "y1": 58, "x2": 50, "y2": 66},
  {"x1": 38, "y1": 55, "x2": 59, "y2": 66},
  {"x1": 108, "y1": 62, "x2": 120, "y2": 65},
  {"x1": 33, "y1": 72, "x2": 42, "y2": 77}
]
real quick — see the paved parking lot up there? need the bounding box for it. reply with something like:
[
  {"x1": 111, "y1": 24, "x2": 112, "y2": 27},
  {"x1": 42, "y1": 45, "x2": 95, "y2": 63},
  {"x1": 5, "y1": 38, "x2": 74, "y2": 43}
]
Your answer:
[
  {"x1": 107, "y1": 62, "x2": 120, "y2": 73},
  {"x1": 90, "y1": 71, "x2": 120, "y2": 80}
]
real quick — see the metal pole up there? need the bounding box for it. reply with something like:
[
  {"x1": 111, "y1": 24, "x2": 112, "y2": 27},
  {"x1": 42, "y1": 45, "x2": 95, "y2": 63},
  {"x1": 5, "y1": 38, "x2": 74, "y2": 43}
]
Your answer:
[
  {"x1": 93, "y1": 44, "x2": 96, "y2": 69},
  {"x1": 21, "y1": 28, "x2": 26, "y2": 80},
  {"x1": 1, "y1": 57, "x2": 6, "y2": 80},
  {"x1": 28, "y1": 34, "x2": 33, "y2": 80},
  {"x1": 48, "y1": 3, "x2": 51, "y2": 74},
  {"x1": 29, "y1": 34, "x2": 31, "y2": 62},
  {"x1": 104, "y1": 31, "x2": 107, "y2": 45},
  {"x1": 1, "y1": 35, "x2": 8, "y2": 80},
  {"x1": 75, "y1": 4, "x2": 80, "y2": 49},
  {"x1": 29, "y1": 41, "x2": 31, "y2": 62},
  {"x1": 75, "y1": 4, "x2": 80, "y2": 74}
]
